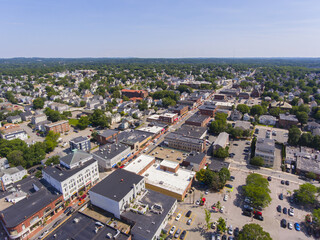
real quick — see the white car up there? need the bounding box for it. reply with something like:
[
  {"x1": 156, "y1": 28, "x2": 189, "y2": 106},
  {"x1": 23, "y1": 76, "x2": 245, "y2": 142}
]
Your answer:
[
  {"x1": 175, "y1": 213, "x2": 181, "y2": 221},
  {"x1": 289, "y1": 208, "x2": 294, "y2": 216},
  {"x1": 205, "y1": 190, "x2": 209, "y2": 195},
  {"x1": 220, "y1": 206, "x2": 225, "y2": 213},
  {"x1": 288, "y1": 222, "x2": 293, "y2": 230},
  {"x1": 38, "y1": 230, "x2": 49, "y2": 239},
  {"x1": 195, "y1": 200, "x2": 200, "y2": 205},
  {"x1": 223, "y1": 194, "x2": 228, "y2": 201},
  {"x1": 169, "y1": 225, "x2": 176, "y2": 234},
  {"x1": 228, "y1": 225, "x2": 233, "y2": 235}
]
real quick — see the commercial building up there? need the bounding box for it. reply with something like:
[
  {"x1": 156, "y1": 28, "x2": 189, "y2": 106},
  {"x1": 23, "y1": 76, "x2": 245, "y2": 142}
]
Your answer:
[
  {"x1": 159, "y1": 113, "x2": 178, "y2": 124},
  {"x1": 212, "y1": 132, "x2": 229, "y2": 151},
  {"x1": 214, "y1": 94, "x2": 227, "y2": 101},
  {"x1": 142, "y1": 160, "x2": 195, "y2": 201},
  {"x1": 137, "y1": 125, "x2": 165, "y2": 135},
  {"x1": 69, "y1": 136, "x2": 91, "y2": 152},
  {"x1": 116, "y1": 130, "x2": 154, "y2": 151},
  {"x1": 294, "y1": 147, "x2": 320, "y2": 179},
  {"x1": 170, "y1": 105, "x2": 188, "y2": 116},
  {"x1": 0, "y1": 178, "x2": 64, "y2": 240},
  {"x1": 185, "y1": 114, "x2": 211, "y2": 127},
  {"x1": 198, "y1": 104, "x2": 217, "y2": 117},
  {"x1": 255, "y1": 138, "x2": 276, "y2": 167},
  {"x1": 279, "y1": 113, "x2": 299, "y2": 129},
  {"x1": 125, "y1": 155, "x2": 156, "y2": 175},
  {"x1": 164, "y1": 132, "x2": 205, "y2": 152},
  {"x1": 182, "y1": 152, "x2": 206, "y2": 171},
  {"x1": 175, "y1": 124, "x2": 207, "y2": 139},
  {"x1": 96, "y1": 129, "x2": 119, "y2": 145},
  {"x1": 92, "y1": 143, "x2": 132, "y2": 170},
  {"x1": 45, "y1": 120, "x2": 70, "y2": 134},
  {"x1": 215, "y1": 102, "x2": 233, "y2": 110},
  {"x1": 43, "y1": 151, "x2": 99, "y2": 201},
  {"x1": 0, "y1": 127, "x2": 28, "y2": 141},
  {"x1": 0, "y1": 166, "x2": 27, "y2": 191}
]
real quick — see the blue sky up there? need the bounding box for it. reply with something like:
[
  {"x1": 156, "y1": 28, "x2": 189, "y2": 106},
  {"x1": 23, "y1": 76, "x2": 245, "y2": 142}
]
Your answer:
[{"x1": 1, "y1": 0, "x2": 320, "y2": 58}]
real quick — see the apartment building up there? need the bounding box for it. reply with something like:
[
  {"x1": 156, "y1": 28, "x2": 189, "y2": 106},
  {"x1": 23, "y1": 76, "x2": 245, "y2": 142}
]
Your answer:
[
  {"x1": 255, "y1": 138, "x2": 276, "y2": 167},
  {"x1": 69, "y1": 136, "x2": 91, "y2": 152},
  {"x1": 45, "y1": 120, "x2": 70, "y2": 134}
]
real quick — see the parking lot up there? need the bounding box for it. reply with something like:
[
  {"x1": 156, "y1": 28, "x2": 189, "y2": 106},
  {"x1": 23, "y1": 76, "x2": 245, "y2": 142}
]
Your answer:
[
  {"x1": 228, "y1": 139, "x2": 251, "y2": 164},
  {"x1": 166, "y1": 168, "x2": 313, "y2": 240}
]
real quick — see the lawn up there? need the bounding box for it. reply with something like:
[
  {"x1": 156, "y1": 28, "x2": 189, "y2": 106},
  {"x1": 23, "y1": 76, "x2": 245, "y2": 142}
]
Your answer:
[{"x1": 68, "y1": 118, "x2": 79, "y2": 126}]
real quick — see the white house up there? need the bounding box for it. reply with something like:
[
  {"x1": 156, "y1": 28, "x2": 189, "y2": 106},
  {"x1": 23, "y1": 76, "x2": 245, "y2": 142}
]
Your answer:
[
  {"x1": 0, "y1": 166, "x2": 27, "y2": 191},
  {"x1": 259, "y1": 115, "x2": 277, "y2": 126}
]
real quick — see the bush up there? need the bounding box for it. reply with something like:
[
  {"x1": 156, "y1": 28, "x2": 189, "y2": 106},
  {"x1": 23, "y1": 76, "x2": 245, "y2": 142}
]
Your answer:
[
  {"x1": 213, "y1": 147, "x2": 229, "y2": 159},
  {"x1": 250, "y1": 156, "x2": 264, "y2": 167}
]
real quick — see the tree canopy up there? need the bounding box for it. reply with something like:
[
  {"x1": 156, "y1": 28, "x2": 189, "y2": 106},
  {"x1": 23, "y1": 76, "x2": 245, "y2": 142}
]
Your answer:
[{"x1": 238, "y1": 223, "x2": 272, "y2": 240}]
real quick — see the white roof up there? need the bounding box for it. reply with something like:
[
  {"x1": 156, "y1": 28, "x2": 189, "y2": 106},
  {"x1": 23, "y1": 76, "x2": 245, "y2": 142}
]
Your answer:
[
  {"x1": 138, "y1": 126, "x2": 164, "y2": 134},
  {"x1": 161, "y1": 113, "x2": 177, "y2": 118},
  {"x1": 142, "y1": 162, "x2": 195, "y2": 195},
  {"x1": 125, "y1": 155, "x2": 155, "y2": 174},
  {"x1": 160, "y1": 160, "x2": 179, "y2": 169}
]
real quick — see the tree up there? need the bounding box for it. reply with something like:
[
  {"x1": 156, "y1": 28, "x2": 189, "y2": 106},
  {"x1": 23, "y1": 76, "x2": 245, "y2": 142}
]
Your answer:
[
  {"x1": 250, "y1": 156, "x2": 264, "y2": 167},
  {"x1": 77, "y1": 116, "x2": 90, "y2": 130},
  {"x1": 80, "y1": 100, "x2": 86, "y2": 107},
  {"x1": 35, "y1": 170, "x2": 42, "y2": 179},
  {"x1": 237, "y1": 104, "x2": 250, "y2": 114},
  {"x1": 112, "y1": 90, "x2": 121, "y2": 98},
  {"x1": 296, "y1": 111, "x2": 308, "y2": 125},
  {"x1": 213, "y1": 147, "x2": 229, "y2": 159},
  {"x1": 218, "y1": 167, "x2": 231, "y2": 184},
  {"x1": 294, "y1": 183, "x2": 319, "y2": 205},
  {"x1": 162, "y1": 97, "x2": 176, "y2": 107},
  {"x1": 7, "y1": 150, "x2": 24, "y2": 167},
  {"x1": 90, "y1": 109, "x2": 110, "y2": 128},
  {"x1": 44, "y1": 131, "x2": 60, "y2": 153},
  {"x1": 45, "y1": 156, "x2": 60, "y2": 166},
  {"x1": 217, "y1": 217, "x2": 226, "y2": 233},
  {"x1": 204, "y1": 209, "x2": 211, "y2": 230},
  {"x1": 299, "y1": 132, "x2": 313, "y2": 147},
  {"x1": 250, "y1": 105, "x2": 264, "y2": 116},
  {"x1": 238, "y1": 223, "x2": 272, "y2": 240},
  {"x1": 177, "y1": 84, "x2": 192, "y2": 93},
  {"x1": 306, "y1": 172, "x2": 317, "y2": 180},
  {"x1": 313, "y1": 209, "x2": 320, "y2": 228},
  {"x1": 33, "y1": 97, "x2": 45, "y2": 109},
  {"x1": 44, "y1": 108, "x2": 62, "y2": 122},
  {"x1": 138, "y1": 100, "x2": 148, "y2": 111},
  {"x1": 269, "y1": 107, "x2": 280, "y2": 117},
  {"x1": 288, "y1": 126, "x2": 301, "y2": 146}
]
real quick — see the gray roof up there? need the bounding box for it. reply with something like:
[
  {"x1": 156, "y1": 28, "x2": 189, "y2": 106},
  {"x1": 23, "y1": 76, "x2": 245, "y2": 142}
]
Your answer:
[
  {"x1": 185, "y1": 114, "x2": 210, "y2": 124},
  {"x1": 45, "y1": 212, "x2": 130, "y2": 240},
  {"x1": 165, "y1": 132, "x2": 204, "y2": 145},
  {"x1": 209, "y1": 160, "x2": 230, "y2": 172},
  {"x1": 184, "y1": 152, "x2": 206, "y2": 164},
  {"x1": 121, "y1": 189, "x2": 176, "y2": 240},
  {"x1": 279, "y1": 113, "x2": 298, "y2": 122},
  {"x1": 60, "y1": 150, "x2": 92, "y2": 168},
  {"x1": 99, "y1": 129, "x2": 119, "y2": 138},
  {"x1": 198, "y1": 104, "x2": 216, "y2": 111},
  {"x1": 43, "y1": 159, "x2": 97, "y2": 182},
  {"x1": 116, "y1": 130, "x2": 154, "y2": 146},
  {"x1": 213, "y1": 132, "x2": 229, "y2": 148},
  {"x1": 92, "y1": 143, "x2": 131, "y2": 161},
  {"x1": 0, "y1": 179, "x2": 61, "y2": 228},
  {"x1": 0, "y1": 166, "x2": 25, "y2": 177},
  {"x1": 70, "y1": 136, "x2": 89, "y2": 144},
  {"x1": 234, "y1": 121, "x2": 251, "y2": 130},
  {"x1": 175, "y1": 124, "x2": 207, "y2": 139},
  {"x1": 256, "y1": 138, "x2": 275, "y2": 151},
  {"x1": 89, "y1": 169, "x2": 143, "y2": 202}
]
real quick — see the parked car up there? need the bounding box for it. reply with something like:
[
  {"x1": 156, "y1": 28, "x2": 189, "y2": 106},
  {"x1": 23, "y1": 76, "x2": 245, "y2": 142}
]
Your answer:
[
  {"x1": 205, "y1": 190, "x2": 209, "y2": 195},
  {"x1": 38, "y1": 230, "x2": 49, "y2": 239},
  {"x1": 174, "y1": 229, "x2": 181, "y2": 238},
  {"x1": 186, "y1": 210, "x2": 192, "y2": 217},
  {"x1": 254, "y1": 215, "x2": 264, "y2": 221},
  {"x1": 279, "y1": 193, "x2": 283, "y2": 200},
  {"x1": 220, "y1": 206, "x2": 225, "y2": 213},
  {"x1": 67, "y1": 208, "x2": 74, "y2": 216},
  {"x1": 253, "y1": 211, "x2": 262, "y2": 216},
  {"x1": 283, "y1": 207, "x2": 287, "y2": 214},
  {"x1": 169, "y1": 226, "x2": 176, "y2": 235},
  {"x1": 288, "y1": 222, "x2": 293, "y2": 230},
  {"x1": 243, "y1": 205, "x2": 253, "y2": 212},
  {"x1": 294, "y1": 223, "x2": 300, "y2": 231},
  {"x1": 267, "y1": 176, "x2": 272, "y2": 181},
  {"x1": 234, "y1": 227, "x2": 239, "y2": 237},
  {"x1": 288, "y1": 208, "x2": 294, "y2": 216},
  {"x1": 277, "y1": 205, "x2": 282, "y2": 213},
  {"x1": 281, "y1": 219, "x2": 287, "y2": 228},
  {"x1": 195, "y1": 200, "x2": 200, "y2": 205},
  {"x1": 230, "y1": 176, "x2": 235, "y2": 180},
  {"x1": 243, "y1": 210, "x2": 252, "y2": 217},
  {"x1": 52, "y1": 219, "x2": 62, "y2": 229},
  {"x1": 244, "y1": 197, "x2": 252, "y2": 204},
  {"x1": 64, "y1": 206, "x2": 72, "y2": 214},
  {"x1": 285, "y1": 180, "x2": 290, "y2": 186},
  {"x1": 179, "y1": 230, "x2": 187, "y2": 239},
  {"x1": 222, "y1": 235, "x2": 227, "y2": 240},
  {"x1": 281, "y1": 180, "x2": 285, "y2": 184},
  {"x1": 224, "y1": 194, "x2": 228, "y2": 201},
  {"x1": 227, "y1": 225, "x2": 233, "y2": 235},
  {"x1": 175, "y1": 213, "x2": 182, "y2": 221},
  {"x1": 187, "y1": 218, "x2": 192, "y2": 225}
]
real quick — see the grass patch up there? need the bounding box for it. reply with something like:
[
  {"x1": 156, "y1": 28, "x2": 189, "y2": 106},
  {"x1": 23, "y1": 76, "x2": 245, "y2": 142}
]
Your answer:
[{"x1": 68, "y1": 118, "x2": 79, "y2": 126}]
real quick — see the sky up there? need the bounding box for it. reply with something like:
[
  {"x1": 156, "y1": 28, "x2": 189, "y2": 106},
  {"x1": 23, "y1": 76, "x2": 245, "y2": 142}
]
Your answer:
[{"x1": 1, "y1": 0, "x2": 320, "y2": 58}]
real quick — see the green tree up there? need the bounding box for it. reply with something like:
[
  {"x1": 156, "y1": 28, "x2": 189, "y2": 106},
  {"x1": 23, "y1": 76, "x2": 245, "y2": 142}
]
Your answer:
[
  {"x1": 90, "y1": 109, "x2": 110, "y2": 128},
  {"x1": 294, "y1": 183, "x2": 319, "y2": 206},
  {"x1": 288, "y1": 126, "x2": 301, "y2": 146},
  {"x1": 218, "y1": 167, "x2": 231, "y2": 185},
  {"x1": 250, "y1": 105, "x2": 264, "y2": 116},
  {"x1": 313, "y1": 209, "x2": 320, "y2": 228},
  {"x1": 217, "y1": 217, "x2": 226, "y2": 233},
  {"x1": 238, "y1": 223, "x2": 272, "y2": 240},
  {"x1": 112, "y1": 90, "x2": 121, "y2": 99},
  {"x1": 306, "y1": 172, "x2": 317, "y2": 180},
  {"x1": 299, "y1": 132, "x2": 313, "y2": 147},
  {"x1": 138, "y1": 100, "x2": 148, "y2": 111},
  {"x1": 33, "y1": 97, "x2": 45, "y2": 109},
  {"x1": 162, "y1": 97, "x2": 176, "y2": 107},
  {"x1": 213, "y1": 147, "x2": 229, "y2": 159},
  {"x1": 7, "y1": 150, "x2": 24, "y2": 167},
  {"x1": 45, "y1": 156, "x2": 60, "y2": 165},
  {"x1": 296, "y1": 111, "x2": 308, "y2": 125},
  {"x1": 35, "y1": 170, "x2": 42, "y2": 179},
  {"x1": 80, "y1": 100, "x2": 86, "y2": 107},
  {"x1": 237, "y1": 104, "x2": 250, "y2": 114},
  {"x1": 250, "y1": 156, "x2": 264, "y2": 167},
  {"x1": 5, "y1": 91, "x2": 18, "y2": 104},
  {"x1": 77, "y1": 116, "x2": 90, "y2": 130},
  {"x1": 44, "y1": 108, "x2": 62, "y2": 122},
  {"x1": 269, "y1": 107, "x2": 280, "y2": 117},
  {"x1": 177, "y1": 84, "x2": 193, "y2": 93},
  {"x1": 204, "y1": 209, "x2": 211, "y2": 230}
]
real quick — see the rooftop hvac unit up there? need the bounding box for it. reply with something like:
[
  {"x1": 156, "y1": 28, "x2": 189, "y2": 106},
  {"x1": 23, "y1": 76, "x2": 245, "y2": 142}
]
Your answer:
[{"x1": 159, "y1": 181, "x2": 164, "y2": 185}]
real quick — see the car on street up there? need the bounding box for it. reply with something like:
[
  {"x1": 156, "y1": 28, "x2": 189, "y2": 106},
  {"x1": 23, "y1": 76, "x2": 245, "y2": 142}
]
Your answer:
[
  {"x1": 64, "y1": 206, "x2": 72, "y2": 214},
  {"x1": 267, "y1": 176, "x2": 272, "y2": 181},
  {"x1": 277, "y1": 205, "x2": 282, "y2": 213},
  {"x1": 283, "y1": 207, "x2": 287, "y2": 214},
  {"x1": 52, "y1": 219, "x2": 62, "y2": 229},
  {"x1": 187, "y1": 218, "x2": 192, "y2": 225},
  {"x1": 169, "y1": 226, "x2": 176, "y2": 235},
  {"x1": 179, "y1": 230, "x2": 187, "y2": 240},
  {"x1": 186, "y1": 210, "x2": 192, "y2": 217},
  {"x1": 294, "y1": 223, "x2": 300, "y2": 231},
  {"x1": 288, "y1": 222, "x2": 293, "y2": 230},
  {"x1": 281, "y1": 219, "x2": 287, "y2": 228},
  {"x1": 174, "y1": 229, "x2": 181, "y2": 238},
  {"x1": 281, "y1": 180, "x2": 285, "y2": 184},
  {"x1": 285, "y1": 180, "x2": 290, "y2": 185},
  {"x1": 38, "y1": 230, "x2": 49, "y2": 239},
  {"x1": 227, "y1": 226, "x2": 233, "y2": 235},
  {"x1": 279, "y1": 193, "x2": 283, "y2": 200},
  {"x1": 175, "y1": 213, "x2": 181, "y2": 221}
]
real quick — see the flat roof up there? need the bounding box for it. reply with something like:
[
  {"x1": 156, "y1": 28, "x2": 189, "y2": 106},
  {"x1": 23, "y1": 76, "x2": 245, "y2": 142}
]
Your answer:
[
  {"x1": 121, "y1": 189, "x2": 176, "y2": 240},
  {"x1": 99, "y1": 129, "x2": 119, "y2": 138},
  {"x1": 165, "y1": 132, "x2": 204, "y2": 145},
  {"x1": 185, "y1": 114, "x2": 210, "y2": 124},
  {"x1": 125, "y1": 155, "x2": 155, "y2": 174},
  {"x1": 184, "y1": 152, "x2": 206, "y2": 164},
  {"x1": 70, "y1": 136, "x2": 89, "y2": 144},
  {"x1": 142, "y1": 162, "x2": 195, "y2": 195},
  {"x1": 45, "y1": 212, "x2": 130, "y2": 240},
  {"x1": 160, "y1": 160, "x2": 179, "y2": 169},
  {"x1": 138, "y1": 125, "x2": 164, "y2": 134},
  {"x1": 92, "y1": 143, "x2": 131, "y2": 161},
  {"x1": 89, "y1": 169, "x2": 144, "y2": 202},
  {"x1": 175, "y1": 124, "x2": 207, "y2": 139},
  {"x1": 115, "y1": 130, "x2": 154, "y2": 146}
]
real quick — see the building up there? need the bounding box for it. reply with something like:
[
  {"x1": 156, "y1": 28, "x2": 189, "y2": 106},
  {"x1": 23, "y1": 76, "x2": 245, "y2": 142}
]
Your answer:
[
  {"x1": 212, "y1": 132, "x2": 229, "y2": 152},
  {"x1": 89, "y1": 169, "x2": 145, "y2": 219},
  {"x1": 0, "y1": 157, "x2": 9, "y2": 169},
  {"x1": 198, "y1": 104, "x2": 217, "y2": 117},
  {"x1": 6, "y1": 116, "x2": 22, "y2": 124},
  {"x1": 31, "y1": 114, "x2": 47, "y2": 125},
  {"x1": 69, "y1": 136, "x2": 91, "y2": 152},
  {"x1": 208, "y1": 160, "x2": 230, "y2": 172},
  {"x1": 230, "y1": 110, "x2": 242, "y2": 121},
  {"x1": 214, "y1": 94, "x2": 227, "y2": 101},
  {"x1": 158, "y1": 113, "x2": 178, "y2": 124},
  {"x1": 125, "y1": 155, "x2": 156, "y2": 175},
  {"x1": 182, "y1": 152, "x2": 206, "y2": 171},
  {"x1": 270, "y1": 101, "x2": 292, "y2": 110},
  {"x1": 20, "y1": 111, "x2": 33, "y2": 122},
  {"x1": 96, "y1": 129, "x2": 119, "y2": 145},
  {"x1": 45, "y1": 212, "x2": 131, "y2": 240},
  {"x1": 164, "y1": 132, "x2": 205, "y2": 152},
  {"x1": 138, "y1": 125, "x2": 165, "y2": 135},
  {"x1": 142, "y1": 160, "x2": 195, "y2": 201},
  {"x1": 251, "y1": 89, "x2": 261, "y2": 98},
  {"x1": 170, "y1": 105, "x2": 188, "y2": 116},
  {"x1": 220, "y1": 89, "x2": 239, "y2": 97},
  {"x1": 292, "y1": 147, "x2": 320, "y2": 179},
  {"x1": 0, "y1": 178, "x2": 64, "y2": 240},
  {"x1": 215, "y1": 102, "x2": 233, "y2": 110},
  {"x1": 45, "y1": 120, "x2": 70, "y2": 134},
  {"x1": 116, "y1": 130, "x2": 154, "y2": 152},
  {"x1": 121, "y1": 89, "x2": 148, "y2": 99},
  {"x1": 0, "y1": 127, "x2": 28, "y2": 141},
  {"x1": 259, "y1": 115, "x2": 277, "y2": 126},
  {"x1": 42, "y1": 152, "x2": 99, "y2": 201},
  {"x1": 185, "y1": 114, "x2": 211, "y2": 127},
  {"x1": 279, "y1": 113, "x2": 299, "y2": 129},
  {"x1": 175, "y1": 124, "x2": 207, "y2": 139},
  {"x1": 0, "y1": 166, "x2": 27, "y2": 191},
  {"x1": 234, "y1": 121, "x2": 252, "y2": 131},
  {"x1": 92, "y1": 143, "x2": 132, "y2": 170},
  {"x1": 255, "y1": 138, "x2": 276, "y2": 167},
  {"x1": 239, "y1": 92, "x2": 250, "y2": 99}
]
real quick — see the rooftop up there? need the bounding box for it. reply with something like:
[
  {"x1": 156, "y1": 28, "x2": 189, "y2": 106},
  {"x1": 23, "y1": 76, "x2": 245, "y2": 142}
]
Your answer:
[
  {"x1": 142, "y1": 161, "x2": 195, "y2": 195},
  {"x1": 208, "y1": 160, "x2": 230, "y2": 172},
  {"x1": 60, "y1": 150, "x2": 93, "y2": 168},
  {"x1": 160, "y1": 160, "x2": 179, "y2": 169},
  {"x1": 185, "y1": 114, "x2": 210, "y2": 124},
  {"x1": 125, "y1": 155, "x2": 155, "y2": 174},
  {"x1": 279, "y1": 113, "x2": 298, "y2": 122},
  {"x1": 165, "y1": 132, "x2": 204, "y2": 145},
  {"x1": 92, "y1": 143, "x2": 131, "y2": 162},
  {"x1": 175, "y1": 124, "x2": 207, "y2": 139},
  {"x1": 99, "y1": 129, "x2": 119, "y2": 139},
  {"x1": 0, "y1": 166, "x2": 25, "y2": 177},
  {"x1": 89, "y1": 169, "x2": 144, "y2": 202},
  {"x1": 70, "y1": 136, "x2": 89, "y2": 144},
  {"x1": 213, "y1": 132, "x2": 229, "y2": 147},
  {"x1": 184, "y1": 152, "x2": 206, "y2": 164},
  {"x1": 137, "y1": 125, "x2": 164, "y2": 134}
]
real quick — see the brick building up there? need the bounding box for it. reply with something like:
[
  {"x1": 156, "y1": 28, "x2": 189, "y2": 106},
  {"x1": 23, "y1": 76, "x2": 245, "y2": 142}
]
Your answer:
[
  {"x1": 45, "y1": 120, "x2": 70, "y2": 134},
  {"x1": 198, "y1": 104, "x2": 217, "y2": 117},
  {"x1": 185, "y1": 114, "x2": 211, "y2": 127},
  {"x1": 170, "y1": 105, "x2": 188, "y2": 116},
  {"x1": 121, "y1": 89, "x2": 148, "y2": 98}
]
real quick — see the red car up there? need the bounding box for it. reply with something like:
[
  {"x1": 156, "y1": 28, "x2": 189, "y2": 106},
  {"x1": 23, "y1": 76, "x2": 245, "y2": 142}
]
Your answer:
[
  {"x1": 81, "y1": 194, "x2": 87, "y2": 200},
  {"x1": 254, "y1": 211, "x2": 262, "y2": 216}
]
